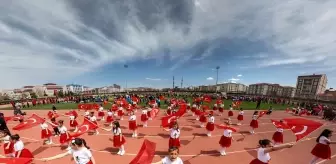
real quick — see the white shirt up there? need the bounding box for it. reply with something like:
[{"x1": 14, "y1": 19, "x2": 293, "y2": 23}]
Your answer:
[
  {"x1": 220, "y1": 104, "x2": 224, "y2": 108},
  {"x1": 58, "y1": 126, "x2": 67, "y2": 134},
  {"x1": 89, "y1": 116, "x2": 97, "y2": 122},
  {"x1": 107, "y1": 111, "x2": 113, "y2": 116},
  {"x1": 208, "y1": 116, "x2": 215, "y2": 123},
  {"x1": 223, "y1": 129, "x2": 233, "y2": 137},
  {"x1": 142, "y1": 110, "x2": 148, "y2": 114},
  {"x1": 14, "y1": 140, "x2": 24, "y2": 151},
  {"x1": 68, "y1": 148, "x2": 92, "y2": 164},
  {"x1": 229, "y1": 107, "x2": 233, "y2": 111},
  {"x1": 70, "y1": 115, "x2": 75, "y2": 120},
  {"x1": 161, "y1": 156, "x2": 183, "y2": 164},
  {"x1": 319, "y1": 136, "x2": 331, "y2": 145},
  {"x1": 113, "y1": 128, "x2": 122, "y2": 135},
  {"x1": 257, "y1": 148, "x2": 271, "y2": 163},
  {"x1": 118, "y1": 107, "x2": 123, "y2": 111},
  {"x1": 170, "y1": 129, "x2": 180, "y2": 139},
  {"x1": 129, "y1": 115, "x2": 136, "y2": 121},
  {"x1": 3, "y1": 135, "x2": 10, "y2": 143},
  {"x1": 239, "y1": 111, "x2": 244, "y2": 115},
  {"x1": 98, "y1": 107, "x2": 104, "y2": 112},
  {"x1": 192, "y1": 104, "x2": 196, "y2": 108},
  {"x1": 40, "y1": 123, "x2": 48, "y2": 129},
  {"x1": 277, "y1": 128, "x2": 284, "y2": 133}
]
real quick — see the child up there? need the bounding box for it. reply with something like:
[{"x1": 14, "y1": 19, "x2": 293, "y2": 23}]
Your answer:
[
  {"x1": 250, "y1": 111, "x2": 259, "y2": 134},
  {"x1": 147, "y1": 107, "x2": 153, "y2": 121},
  {"x1": 272, "y1": 120, "x2": 284, "y2": 146},
  {"x1": 206, "y1": 111, "x2": 215, "y2": 137},
  {"x1": 219, "y1": 127, "x2": 235, "y2": 156},
  {"x1": 11, "y1": 134, "x2": 34, "y2": 158},
  {"x1": 166, "y1": 106, "x2": 172, "y2": 116},
  {"x1": 41, "y1": 138, "x2": 96, "y2": 164},
  {"x1": 117, "y1": 107, "x2": 124, "y2": 120},
  {"x1": 106, "y1": 109, "x2": 114, "y2": 127},
  {"x1": 151, "y1": 147, "x2": 183, "y2": 164},
  {"x1": 141, "y1": 108, "x2": 148, "y2": 127},
  {"x1": 237, "y1": 108, "x2": 244, "y2": 126},
  {"x1": 98, "y1": 105, "x2": 105, "y2": 121},
  {"x1": 218, "y1": 104, "x2": 224, "y2": 116},
  {"x1": 199, "y1": 110, "x2": 207, "y2": 128},
  {"x1": 103, "y1": 121, "x2": 126, "y2": 156},
  {"x1": 310, "y1": 129, "x2": 336, "y2": 164},
  {"x1": 89, "y1": 112, "x2": 99, "y2": 135},
  {"x1": 128, "y1": 111, "x2": 137, "y2": 137},
  {"x1": 58, "y1": 120, "x2": 71, "y2": 150},
  {"x1": 250, "y1": 139, "x2": 293, "y2": 164},
  {"x1": 50, "y1": 117, "x2": 60, "y2": 136},
  {"x1": 228, "y1": 105, "x2": 234, "y2": 124},
  {"x1": 40, "y1": 120, "x2": 53, "y2": 145},
  {"x1": 0, "y1": 130, "x2": 14, "y2": 157},
  {"x1": 164, "y1": 122, "x2": 181, "y2": 148},
  {"x1": 191, "y1": 104, "x2": 197, "y2": 116},
  {"x1": 69, "y1": 114, "x2": 79, "y2": 132}
]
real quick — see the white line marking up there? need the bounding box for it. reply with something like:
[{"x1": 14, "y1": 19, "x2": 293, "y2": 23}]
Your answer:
[{"x1": 316, "y1": 154, "x2": 336, "y2": 164}]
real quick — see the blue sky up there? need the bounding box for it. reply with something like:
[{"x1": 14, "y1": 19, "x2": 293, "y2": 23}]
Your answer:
[{"x1": 0, "y1": 0, "x2": 336, "y2": 89}]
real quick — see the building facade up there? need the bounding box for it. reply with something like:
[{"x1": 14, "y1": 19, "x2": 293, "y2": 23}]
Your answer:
[
  {"x1": 295, "y1": 74, "x2": 328, "y2": 99},
  {"x1": 43, "y1": 83, "x2": 64, "y2": 97},
  {"x1": 247, "y1": 83, "x2": 295, "y2": 97},
  {"x1": 65, "y1": 84, "x2": 84, "y2": 93},
  {"x1": 217, "y1": 83, "x2": 248, "y2": 93}
]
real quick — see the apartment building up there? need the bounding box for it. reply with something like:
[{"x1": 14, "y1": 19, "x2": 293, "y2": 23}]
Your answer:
[
  {"x1": 247, "y1": 83, "x2": 295, "y2": 97},
  {"x1": 217, "y1": 83, "x2": 248, "y2": 93},
  {"x1": 317, "y1": 88, "x2": 336, "y2": 101},
  {"x1": 65, "y1": 84, "x2": 84, "y2": 93},
  {"x1": 295, "y1": 74, "x2": 328, "y2": 99}
]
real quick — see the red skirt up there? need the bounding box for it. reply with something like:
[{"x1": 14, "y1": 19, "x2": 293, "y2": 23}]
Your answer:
[
  {"x1": 141, "y1": 114, "x2": 148, "y2": 122},
  {"x1": 4, "y1": 142, "x2": 14, "y2": 154},
  {"x1": 98, "y1": 111, "x2": 105, "y2": 117},
  {"x1": 191, "y1": 107, "x2": 196, "y2": 113},
  {"x1": 15, "y1": 148, "x2": 34, "y2": 158},
  {"x1": 250, "y1": 159, "x2": 268, "y2": 164},
  {"x1": 86, "y1": 161, "x2": 93, "y2": 164},
  {"x1": 250, "y1": 120, "x2": 258, "y2": 128},
  {"x1": 70, "y1": 120, "x2": 78, "y2": 127},
  {"x1": 199, "y1": 115, "x2": 207, "y2": 123},
  {"x1": 106, "y1": 116, "x2": 114, "y2": 123},
  {"x1": 41, "y1": 129, "x2": 53, "y2": 139},
  {"x1": 311, "y1": 143, "x2": 331, "y2": 159},
  {"x1": 272, "y1": 132, "x2": 283, "y2": 143},
  {"x1": 237, "y1": 115, "x2": 244, "y2": 121},
  {"x1": 59, "y1": 133, "x2": 71, "y2": 144},
  {"x1": 117, "y1": 110, "x2": 124, "y2": 117},
  {"x1": 206, "y1": 123, "x2": 215, "y2": 131},
  {"x1": 213, "y1": 107, "x2": 218, "y2": 111},
  {"x1": 219, "y1": 136, "x2": 232, "y2": 148},
  {"x1": 169, "y1": 137, "x2": 180, "y2": 148},
  {"x1": 129, "y1": 121, "x2": 137, "y2": 130},
  {"x1": 219, "y1": 108, "x2": 224, "y2": 113},
  {"x1": 228, "y1": 111, "x2": 233, "y2": 117},
  {"x1": 167, "y1": 109, "x2": 172, "y2": 115},
  {"x1": 113, "y1": 135, "x2": 126, "y2": 147}
]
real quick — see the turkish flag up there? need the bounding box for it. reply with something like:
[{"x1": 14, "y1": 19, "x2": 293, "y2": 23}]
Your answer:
[
  {"x1": 47, "y1": 111, "x2": 59, "y2": 119},
  {"x1": 92, "y1": 104, "x2": 100, "y2": 110},
  {"x1": 282, "y1": 118, "x2": 323, "y2": 141},
  {"x1": 203, "y1": 95, "x2": 212, "y2": 103},
  {"x1": 129, "y1": 139, "x2": 156, "y2": 164},
  {"x1": 71, "y1": 118, "x2": 98, "y2": 137},
  {"x1": 0, "y1": 157, "x2": 32, "y2": 164},
  {"x1": 64, "y1": 110, "x2": 78, "y2": 118},
  {"x1": 270, "y1": 120, "x2": 290, "y2": 129},
  {"x1": 77, "y1": 104, "x2": 86, "y2": 110},
  {"x1": 173, "y1": 104, "x2": 187, "y2": 117},
  {"x1": 150, "y1": 108, "x2": 160, "y2": 118},
  {"x1": 13, "y1": 114, "x2": 45, "y2": 131},
  {"x1": 215, "y1": 124, "x2": 238, "y2": 132},
  {"x1": 4, "y1": 115, "x2": 24, "y2": 122},
  {"x1": 257, "y1": 110, "x2": 267, "y2": 119},
  {"x1": 161, "y1": 115, "x2": 177, "y2": 128}
]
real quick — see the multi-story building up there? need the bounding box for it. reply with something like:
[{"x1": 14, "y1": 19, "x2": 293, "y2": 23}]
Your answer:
[
  {"x1": 43, "y1": 83, "x2": 64, "y2": 97},
  {"x1": 98, "y1": 84, "x2": 122, "y2": 94},
  {"x1": 295, "y1": 74, "x2": 328, "y2": 99},
  {"x1": 282, "y1": 86, "x2": 296, "y2": 98},
  {"x1": 247, "y1": 83, "x2": 284, "y2": 96},
  {"x1": 217, "y1": 83, "x2": 248, "y2": 93},
  {"x1": 65, "y1": 84, "x2": 84, "y2": 93},
  {"x1": 317, "y1": 88, "x2": 336, "y2": 101}
]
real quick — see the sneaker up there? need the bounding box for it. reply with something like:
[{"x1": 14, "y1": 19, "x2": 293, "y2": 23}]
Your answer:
[
  {"x1": 207, "y1": 133, "x2": 211, "y2": 137},
  {"x1": 134, "y1": 134, "x2": 137, "y2": 137},
  {"x1": 120, "y1": 150, "x2": 125, "y2": 156},
  {"x1": 220, "y1": 151, "x2": 226, "y2": 156},
  {"x1": 117, "y1": 150, "x2": 121, "y2": 155},
  {"x1": 95, "y1": 131, "x2": 99, "y2": 135}
]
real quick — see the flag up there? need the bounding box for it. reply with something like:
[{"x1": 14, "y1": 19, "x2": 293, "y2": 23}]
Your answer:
[
  {"x1": 64, "y1": 110, "x2": 78, "y2": 118},
  {"x1": 173, "y1": 104, "x2": 187, "y2": 117},
  {"x1": 0, "y1": 157, "x2": 32, "y2": 164},
  {"x1": 78, "y1": 104, "x2": 86, "y2": 110},
  {"x1": 13, "y1": 114, "x2": 45, "y2": 131},
  {"x1": 257, "y1": 110, "x2": 267, "y2": 119},
  {"x1": 129, "y1": 139, "x2": 156, "y2": 164},
  {"x1": 71, "y1": 118, "x2": 98, "y2": 137},
  {"x1": 215, "y1": 124, "x2": 238, "y2": 132},
  {"x1": 283, "y1": 118, "x2": 323, "y2": 141},
  {"x1": 4, "y1": 115, "x2": 24, "y2": 122},
  {"x1": 270, "y1": 120, "x2": 290, "y2": 129},
  {"x1": 161, "y1": 115, "x2": 177, "y2": 128},
  {"x1": 203, "y1": 95, "x2": 212, "y2": 103},
  {"x1": 150, "y1": 108, "x2": 160, "y2": 118},
  {"x1": 47, "y1": 111, "x2": 59, "y2": 119}
]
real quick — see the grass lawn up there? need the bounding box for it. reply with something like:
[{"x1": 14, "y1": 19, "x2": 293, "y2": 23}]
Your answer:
[{"x1": 2, "y1": 97, "x2": 293, "y2": 110}]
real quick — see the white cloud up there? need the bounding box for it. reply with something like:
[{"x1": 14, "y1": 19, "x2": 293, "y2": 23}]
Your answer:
[
  {"x1": 237, "y1": 74, "x2": 242, "y2": 77},
  {"x1": 145, "y1": 78, "x2": 162, "y2": 81},
  {"x1": 206, "y1": 77, "x2": 214, "y2": 80},
  {"x1": 228, "y1": 78, "x2": 240, "y2": 83},
  {"x1": 1, "y1": 0, "x2": 336, "y2": 88}
]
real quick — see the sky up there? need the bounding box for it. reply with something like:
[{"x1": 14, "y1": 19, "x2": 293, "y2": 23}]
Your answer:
[{"x1": 0, "y1": 0, "x2": 336, "y2": 89}]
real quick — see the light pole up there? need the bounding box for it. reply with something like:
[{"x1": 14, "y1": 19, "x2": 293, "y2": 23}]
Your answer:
[
  {"x1": 124, "y1": 64, "x2": 128, "y2": 93},
  {"x1": 216, "y1": 66, "x2": 220, "y2": 92}
]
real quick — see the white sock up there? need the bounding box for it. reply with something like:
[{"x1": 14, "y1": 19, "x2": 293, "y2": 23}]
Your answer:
[{"x1": 121, "y1": 145, "x2": 125, "y2": 151}]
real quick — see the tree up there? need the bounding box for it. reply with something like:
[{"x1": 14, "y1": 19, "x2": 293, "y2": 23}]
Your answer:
[
  {"x1": 58, "y1": 91, "x2": 64, "y2": 98},
  {"x1": 30, "y1": 92, "x2": 38, "y2": 99}
]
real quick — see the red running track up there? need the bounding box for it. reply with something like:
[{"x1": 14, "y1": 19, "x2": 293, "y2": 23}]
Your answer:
[{"x1": 1, "y1": 110, "x2": 336, "y2": 164}]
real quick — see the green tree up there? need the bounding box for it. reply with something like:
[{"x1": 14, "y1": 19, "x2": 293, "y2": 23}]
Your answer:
[
  {"x1": 30, "y1": 92, "x2": 38, "y2": 99},
  {"x1": 58, "y1": 91, "x2": 64, "y2": 98}
]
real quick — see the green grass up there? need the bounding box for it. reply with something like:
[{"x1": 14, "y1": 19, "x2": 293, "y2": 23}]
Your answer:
[{"x1": 2, "y1": 97, "x2": 292, "y2": 110}]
